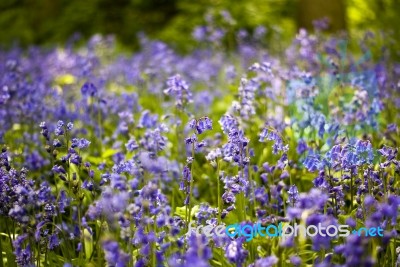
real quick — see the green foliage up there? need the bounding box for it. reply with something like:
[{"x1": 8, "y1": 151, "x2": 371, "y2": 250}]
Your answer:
[{"x1": 1, "y1": 0, "x2": 399, "y2": 52}]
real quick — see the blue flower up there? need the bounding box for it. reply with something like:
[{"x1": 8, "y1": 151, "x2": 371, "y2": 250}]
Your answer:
[
  {"x1": 138, "y1": 110, "x2": 158, "y2": 128},
  {"x1": 125, "y1": 138, "x2": 139, "y2": 152},
  {"x1": 184, "y1": 233, "x2": 212, "y2": 266},
  {"x1": 67, "y1": 122, "x2": 74, "y2": 131},
  {"x1": 102, "y1": 240, "x2": 129, "y2": 267},
  {"x1": 287, "y1": 185, "x2": 299, "y2": 205},
  {"x1": 252, "y1": 256, "x2": 278, "y2": 267},
  {"x1": 191, "y1": 117, "x2": 213, "y2": 134},
  {"x1": 55, "y1": 120, "x2": 65, "y2": 136},
  {"x1": 48, "y1": 233, "x2": 60, "y2": 250},
  {"x1": 81, "y1": 82, "x2": 97, "y2": 97},
  {"x1": 259, "y1": 127, "x2": 287, "y2": 154},
  {"x1": 71, "y1": 138, "x2": 91, "y2": 149},
  {"x1": 225, "y1": 239, "x2": 248, "y2": 266},
  {"x1": 303, "y1": 152, "x2": 322, "y2": 172},
  {"x1": 164, "y1": 74, "x2": 192, "y2": 108},
  {"x1": 296, "y1": 139, "x2": 308, "y2": 155}
]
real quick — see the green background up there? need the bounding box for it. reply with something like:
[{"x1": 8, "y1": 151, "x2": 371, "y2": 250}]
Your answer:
[{"x1": 0, "y1": 0, "x2": 399, "y2": 50}]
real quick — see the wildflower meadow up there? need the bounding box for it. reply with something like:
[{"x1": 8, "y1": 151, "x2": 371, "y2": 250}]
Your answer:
[{"x1": 0, "y1": 11, "x2": 400, "y2": 267}]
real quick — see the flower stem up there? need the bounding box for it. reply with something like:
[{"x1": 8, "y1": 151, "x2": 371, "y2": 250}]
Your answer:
[
  {"x1": 188, "y1": 143, "x2": 195, "y2": 226},
  {"x1": 350, "y1": 173, "x2": 354, "y2": 211},
  {"x1": 0, "y1": 231, "x2": 4, "y2": 267},
  {"x1": 217, "y1": 160, "x2": 221, "y2": 223}
]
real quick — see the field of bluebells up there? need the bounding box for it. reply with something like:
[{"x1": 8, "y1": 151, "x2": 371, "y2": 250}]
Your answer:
[{"x1": 1, "y1": 15, "x2": 400, "y2": 267}]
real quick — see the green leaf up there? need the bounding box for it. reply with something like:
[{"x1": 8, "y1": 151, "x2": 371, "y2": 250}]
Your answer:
[
  {"x1": 175, "y1": 206, "x2": 187, "y2": 219},
  {"x1": 84, "y1": 228, "x2": 93, "y2": 260},
  {"x1": 174, "y1": 205, "x2": 200, "y2": 220},
  {"x1": 101, "y1": 149, "x2": 118, "y2": 158},
  {"x1": 87, "y1": 156, "x2": 104, "y2": 165}
]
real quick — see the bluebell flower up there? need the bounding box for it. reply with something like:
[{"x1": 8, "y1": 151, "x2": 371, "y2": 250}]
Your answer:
[
  {"x1": 354, "y1": 139, "x2": 374, "y2": 164},
  {"x1": 70, "y1": 153, "x2": 82, "y2": 165},
  {"x1": 219, "y1": 115, "x2": 239, "y2": 134},
  {"x1": 55, "y1": 120, "x2": 65, "y2": 136},
  {"x1": 296, "y1": 139, "x2": 307, "y2": 155},
  {"x1": 254, "y1": 187, "x2": 268, "y2": 206},
  {"x1": 325, "y1": 144, "x2": 341, "y2": 165},
  {"x1": 287, "y1": 185, "x2": 299, "y2": 205},
  {"x1": 71, "y1": 138, "x2": 91, "y2": 149},
  {"x1": 225, "y1": 239, "x2": 248, "y2": 266},
  {"x1": 138, "y1": 110, "x2": 158, "y2": 128},
  {"x1": 13, "y1": 234, "x2": 32, "y2": 266},
  {"x1": 51, "y1": 165, "x2": 67, "y2": 174},
  {"x1": 290, "y1": 255, "x2": 301, "y2": 266},
  {"x1": 297, "y1": 188, "x2": 328, "y2": 210},
  {"x1": 58, "y1": 190, "x2": 70, "y2": 213},
  {"x1": 125, "y1": 138, "x2": 139, "y2": 152},
  {"x1": 334, "y1": 235, "x2": 375, "y2": 266},
  {"x1": 259, "y1": 127, "x2": 288, "y2": 154},
  {"x1": 193, "y1": 117, "x2": 213, "y2": 134},
  {"x1": 303, "y1": 152, "x2": 322, "y2": 172},
  {"x1": 53, "y1": 139, "x2": 62, "y2": 147},
  {"x1": 195, "y1": 204, "x2": 217, "y2": 224},
  {"x1": 251, "y1": 256, "x2": 278, "y2": 267},
  {"x1": 222, "y1": 191, "x2": 236, "y2": 204},
  {"x1": 249, "y1": 62, "x2": 273, "y2": 75},
  {"x1": 378, "y1": 145, "x2": 397, "y2": 162},
  {"x1": 184, "y1": 233, "x2": 212, "y2": 266},
  {"x1": 103, "y1": 239, "x2": 129, "y2": 267},
  {"x1": 313, "y1": 171, "x2": 329, "y2": 190},
  {"x1": 140, "y1": 125, "x2": 168, "y2": 155},
  {"x1": 192, "y1": 26, "x2": 207, "y2": 41},
  {"x1": 164, "y1": 74, "x2": 192, "y2": 108},
  {"x1": 183, "y1": 166, "x2": 191, "y2": 183},
  {"x1": 82, "y1": 180, "x2": 94, "y2": 191},
  {"x1": 81, "y1": 82, "x2": 97, "y2": 97},
  {"x1": 66, "y1": 122, "x2": 74, "y2": 131},
  {"x1": 235, "y1": 78, "x2": 258, "y2": 120},
  {"x1": 185, "y1": 134, "x2": 197, "y2": 145},
  {"x1": 48, "y1": 233, "x2": 60, "y2": 250}
]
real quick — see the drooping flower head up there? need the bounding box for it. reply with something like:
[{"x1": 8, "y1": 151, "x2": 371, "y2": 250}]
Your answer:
[
  {"x1": 189, "y1": 117, "x2": 213, "y2": 135},
  {"x1": 164, "y1": 74, "x2": 193, "y2": 108}
]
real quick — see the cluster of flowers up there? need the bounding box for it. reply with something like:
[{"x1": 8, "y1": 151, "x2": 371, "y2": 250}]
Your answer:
[{"x1": 0, "y1": 13, "x2": 400, "y2": 267}]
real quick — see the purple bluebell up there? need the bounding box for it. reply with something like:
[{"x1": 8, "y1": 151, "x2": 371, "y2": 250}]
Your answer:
[
  {"x1": 81, "y1": 82, "x2": 98, "y2": 97},
  {"x1": 225, "y1": 239, "x2": 248, "y2": 266},
  {"x1": 287, "y1": 185, "x2": 299, "y2": 205},
  {"x1": 251, "y1": 256, "x2": 278, "y2": 267},
  {"x1": 125, "y1": 138, "x2": 139, "y2": 152},
  {"x1": 259, "y1": 127, "x2": 288, "y2": 154},
  {"x1": 103, "y1": 239, "x2": 130, "y2": 267},
  {"x1": 164, "y1": 74, "x2": 192, "y2": 108}
]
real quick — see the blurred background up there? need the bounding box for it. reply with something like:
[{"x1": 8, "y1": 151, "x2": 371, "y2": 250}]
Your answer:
[{"x1": 0, "y1": 0, "x2": 399, "y2": 51}]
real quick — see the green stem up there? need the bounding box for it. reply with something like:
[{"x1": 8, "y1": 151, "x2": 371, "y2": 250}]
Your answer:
[
  {"x1": 5, "y1": 219, "x2": 13, "y2": 247},
  {"x1": 37, "y1": 243, "x2": 41, "y2": 267},
  {"x1": 0, "y1": 233, "x2": 4, "y2": 267},
  {"x1": 239, "y1": 145, "x2": 246, "y2": 221},
  {"x1": 78, "y1": 199, "x2": 83, "y2": 262},
  {"x1": 152, "y1": 220, "x2": 157, "y2": 267},
  {"x1": 97, "y1": 99, "x2": 103, "y2": 156},
  {"x1": 350, "y1": 174, "x2": 354, "y2": 211},
  {"x1": 247, "y1": 147, "x2": 255, "y2": 219},
  {"x1": 89, "y1": 218, "x2": 103, "y2": 262},
  {"x1": 171, "y1": 187, "x2": 175, "y2": 216},
  {"x1": 188, "y1": 143, "x2": 195, "y2": 226},
  {"x1": 44, "y1": 248, "x2": 48, "y2": 266},
  {"x1": 217, "y1": 160, "x2": 221, "y2": 223}
]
